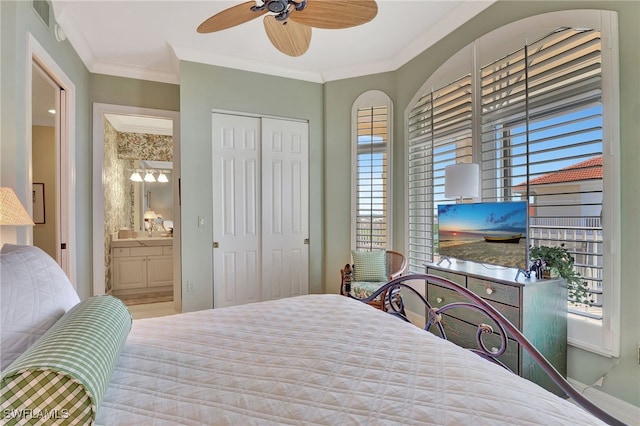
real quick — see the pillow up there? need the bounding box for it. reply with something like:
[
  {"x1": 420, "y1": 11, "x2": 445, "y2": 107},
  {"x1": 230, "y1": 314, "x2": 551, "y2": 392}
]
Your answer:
[
  {"x1": 0, "y1": 295, "x2": 131, "y2": 424},
  {"x1": 352, "y1": 250, "x2": 387, "y2": 282},
  {"x1": 0, "y1": 244, "x2": 80, "y2": 370}
]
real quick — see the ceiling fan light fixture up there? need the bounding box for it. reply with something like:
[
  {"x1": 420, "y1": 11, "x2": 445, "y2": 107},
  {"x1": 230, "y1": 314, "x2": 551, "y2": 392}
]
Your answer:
[{"x1": 266, "y1": 0, "x2": 289, "y2": 14}]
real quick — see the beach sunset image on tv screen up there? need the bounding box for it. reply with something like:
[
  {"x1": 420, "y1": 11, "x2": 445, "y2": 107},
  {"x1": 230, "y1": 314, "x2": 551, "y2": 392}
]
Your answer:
[{"x1": 437, "y1": 201, "x2": 528, "y2": 269}]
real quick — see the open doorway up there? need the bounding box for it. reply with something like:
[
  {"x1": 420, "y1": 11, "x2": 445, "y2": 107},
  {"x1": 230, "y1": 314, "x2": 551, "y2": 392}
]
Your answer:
[
  {"x1": 31, "y1": 63, "x2": 58, "y2": 259},
  {"x1": 27, "y1": 34, "x2": 76, "y2": 289},
  {"x1": 92, "y1": 104, "x2": 181, "y2": 314}
]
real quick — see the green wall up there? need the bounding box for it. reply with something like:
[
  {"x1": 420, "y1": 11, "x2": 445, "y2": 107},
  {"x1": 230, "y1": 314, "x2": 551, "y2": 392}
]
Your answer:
[
  {"x1": 179, "y1": 61, "x2": 324, "y2": 312},
  {"x1": 324, "y1": 0, "x2": 639, "y2": 408},
  {"x1": 90, "y1": 74, "x2": 179, "y2": 112},
  {"x1": 324, "y1": 72, "x2": 396, "y2": 293},
  {"x1": 0, "y1": 0, "x2": 92, "y2": 300}
]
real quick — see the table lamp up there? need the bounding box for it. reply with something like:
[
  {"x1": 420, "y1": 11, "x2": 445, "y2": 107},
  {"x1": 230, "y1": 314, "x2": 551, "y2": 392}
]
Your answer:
[
  {"x1": 143, "y1": 209, "x2": 156, "y2": 237},
  {"x1": 0, "y1": 187, "x2": 35, "y2": 226},
  {"x1": 444, "y1": 163, "x2": 480, "y2": 199}
]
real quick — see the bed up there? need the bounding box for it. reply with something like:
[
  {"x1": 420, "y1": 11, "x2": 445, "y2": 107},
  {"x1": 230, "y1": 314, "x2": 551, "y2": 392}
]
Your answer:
[{"x1": 0, "y1": 245, "x2": 624, "y2": 425}]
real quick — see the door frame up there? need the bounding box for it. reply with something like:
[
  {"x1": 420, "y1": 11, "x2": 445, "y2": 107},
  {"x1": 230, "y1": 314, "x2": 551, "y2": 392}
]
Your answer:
[
  {"x1": 26, "y1": 33, "x2": 76, "y2": 287},
  {"x1": 92, "y1": 103, "x2": 181, "y2": 311}
]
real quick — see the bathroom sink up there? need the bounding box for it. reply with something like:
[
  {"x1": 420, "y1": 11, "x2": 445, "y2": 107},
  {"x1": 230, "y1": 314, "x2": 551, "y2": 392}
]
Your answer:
[{"x1": 111, "y1": 235, "x2": 173, "y2": 248}]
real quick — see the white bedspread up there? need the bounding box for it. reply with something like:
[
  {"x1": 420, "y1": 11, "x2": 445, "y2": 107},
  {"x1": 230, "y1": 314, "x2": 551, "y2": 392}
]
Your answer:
[{"x1": 96, "y1": 294, "x2": 605, "y2": 425}]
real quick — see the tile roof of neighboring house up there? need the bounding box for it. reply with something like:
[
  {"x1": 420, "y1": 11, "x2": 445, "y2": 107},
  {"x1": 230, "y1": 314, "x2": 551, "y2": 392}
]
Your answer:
[{"x1": 514, "y1": 156, "x2": 602, "y2": 189}]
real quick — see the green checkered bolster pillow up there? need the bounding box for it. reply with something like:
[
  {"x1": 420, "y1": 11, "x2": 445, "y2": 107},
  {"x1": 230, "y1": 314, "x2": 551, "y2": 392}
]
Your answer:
[
  {"x1": 352, "y1": 249, "x2": 387, "y2": 282},
  {"x1": 1, "y1": 295, "x2": 131, "y2": 425}
]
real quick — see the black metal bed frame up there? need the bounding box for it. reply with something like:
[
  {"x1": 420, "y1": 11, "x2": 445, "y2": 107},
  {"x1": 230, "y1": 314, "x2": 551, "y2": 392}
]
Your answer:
[{"x1": 348, "y1": 273, "x2": 625, "y2": 426}]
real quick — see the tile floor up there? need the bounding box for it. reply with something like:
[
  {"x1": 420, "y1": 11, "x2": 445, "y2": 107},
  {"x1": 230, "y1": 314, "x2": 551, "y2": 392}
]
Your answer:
[{"x1": 126, "y1": 301, "x2": 179, "y2": 320}]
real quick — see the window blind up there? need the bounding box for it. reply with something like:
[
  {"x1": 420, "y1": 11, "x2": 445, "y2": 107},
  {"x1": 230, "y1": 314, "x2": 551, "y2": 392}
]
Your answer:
[
  {"x1": 407, "y1": 75, "x2": 473, "y2": 272},
  {"x1": 480, "y1": 28, "x2": 603, "y2": 316},
  {"x1": 356, "y1": 106, "x2": 388, "y2": 250}
]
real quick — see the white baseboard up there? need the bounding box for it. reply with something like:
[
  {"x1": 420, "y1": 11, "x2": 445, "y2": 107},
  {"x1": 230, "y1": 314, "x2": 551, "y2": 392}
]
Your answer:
[
  {"x1": 567, "y1": 378, "x2": 640, "y2": 425},
  {"x1": 405, "y1": 309, "x2": 425, "y2": 328}
]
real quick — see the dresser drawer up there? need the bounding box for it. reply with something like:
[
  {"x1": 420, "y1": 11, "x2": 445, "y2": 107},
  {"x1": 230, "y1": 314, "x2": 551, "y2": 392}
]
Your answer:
[
  {"x1": 163, "y1": 245, "x2": 173, "y2": 255},
  {"x1": 130, "y1": 246, "x2": 163, "y2": 257},
  {"x1": 428, "y1": 283, "x2": 521, "y2": 329},
  {"x1": 112, "y1": 247, "x2": 130, "y2": 258},
  {"x1": 468, "y1": 277, "x2": 520, "y2": 307},
  {"x1": 429, "y1": 315, "x2": 519, "y2": 374},
  {"x1": 426, "y1": 268, "x2": 466, "y2": 287},
  {"x1": 427, "y1": 283, "x2": 466, "y2": 308}
]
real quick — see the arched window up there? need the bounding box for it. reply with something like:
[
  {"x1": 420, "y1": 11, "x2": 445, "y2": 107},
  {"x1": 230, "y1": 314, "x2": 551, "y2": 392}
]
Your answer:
[
  {"x1": 352, "y1": 91, "x2": 393, "y2": 251},
  {"x1": 406, "y1": 10, "x2": 619, "y2": 356}
]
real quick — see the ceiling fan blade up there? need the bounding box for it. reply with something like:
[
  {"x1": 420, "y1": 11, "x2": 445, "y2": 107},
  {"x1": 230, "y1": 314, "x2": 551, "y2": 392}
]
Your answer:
[
  {"x1": 289, "y1": 0, "x2": 378, "y2": 29},
  {"x1": 197, "y1": 1, "x2": 267, "y2": 33},
  {"x1": 263, "y1": 15, "x2": 312, "y2": 57}
]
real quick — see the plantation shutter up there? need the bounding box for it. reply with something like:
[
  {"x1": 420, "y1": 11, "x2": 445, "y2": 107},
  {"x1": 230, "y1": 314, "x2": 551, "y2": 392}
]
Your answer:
[
  {"x1": 355, "y1": 106, "x2": 388, "y2": 250},
  {"x1": 407, "y1": 75, "x2": 473, "y2": 272},
  {"x1": 480, "y1": 29, "x2": 603, "y2": 316}
]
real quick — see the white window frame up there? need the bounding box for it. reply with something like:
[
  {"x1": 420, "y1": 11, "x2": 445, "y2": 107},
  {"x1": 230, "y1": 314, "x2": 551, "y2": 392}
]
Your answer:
[
  {"x1": 351, "y1": 90, "x2": 393, "y2": 251},
  {"x1": 404, "y1": 10, "x2": 620, "y2": 357}
]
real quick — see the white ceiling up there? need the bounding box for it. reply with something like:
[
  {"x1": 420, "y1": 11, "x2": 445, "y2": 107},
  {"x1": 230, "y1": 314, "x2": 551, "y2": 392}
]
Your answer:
[
  {"x1": 50, "y1": 0, "x2": 495, "y2": 84},
  {"x1": 104, "y1": 113, "x2": 174, "y2": 135}
]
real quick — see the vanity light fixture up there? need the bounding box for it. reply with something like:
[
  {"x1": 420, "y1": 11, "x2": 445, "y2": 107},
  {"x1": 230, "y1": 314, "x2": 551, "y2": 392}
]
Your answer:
[
  {"x1": 129, "y1": 171, "x2": 143, "y2": 182},
  {"x1": 144, "y1": 171, "x2": 156, "y2": 183},
  {"x1": 157, "y1": 171, "x2": 169, "y2": 183}
]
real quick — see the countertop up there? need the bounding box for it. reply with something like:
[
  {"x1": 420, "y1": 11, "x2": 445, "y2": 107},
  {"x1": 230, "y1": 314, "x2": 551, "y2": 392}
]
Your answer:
[{"x1": 111, "y1": 236, "x2": 173, "y2": 248}]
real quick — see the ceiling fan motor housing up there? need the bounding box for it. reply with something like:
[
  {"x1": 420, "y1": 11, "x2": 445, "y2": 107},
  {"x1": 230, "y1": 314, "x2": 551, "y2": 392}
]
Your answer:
[{"x1": 266, "y1": 0, "x2": 289, "y2": 13}]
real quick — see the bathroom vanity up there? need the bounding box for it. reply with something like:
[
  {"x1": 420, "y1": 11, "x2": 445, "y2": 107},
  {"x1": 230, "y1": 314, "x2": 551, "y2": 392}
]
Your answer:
[{"x1": 110, "y1": 236, "x2": 173, "y2": 296}]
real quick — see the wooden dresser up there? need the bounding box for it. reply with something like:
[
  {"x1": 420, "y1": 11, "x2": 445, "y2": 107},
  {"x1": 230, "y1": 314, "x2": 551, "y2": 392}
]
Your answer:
[{"x1": 425, "y1": 262, "x2": 567, "y2": 395}]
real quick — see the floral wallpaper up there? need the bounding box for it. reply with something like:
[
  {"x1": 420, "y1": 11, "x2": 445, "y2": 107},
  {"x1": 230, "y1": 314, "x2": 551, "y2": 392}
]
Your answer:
[
  {"x1": 103, "y1": 120, "x2": 133, "y2": 292},
  {"x1": 102, "y1": 126, "x2": 173, "y2": 292},
  {"x1": 117, "y1": 132, "x2": 173, "y2": 161}
]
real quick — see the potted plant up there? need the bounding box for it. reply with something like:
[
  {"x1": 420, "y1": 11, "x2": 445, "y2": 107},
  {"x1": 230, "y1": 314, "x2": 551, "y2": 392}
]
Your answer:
[{"x1": 529, "y1": 244, "x2": 590, "y2": 304}]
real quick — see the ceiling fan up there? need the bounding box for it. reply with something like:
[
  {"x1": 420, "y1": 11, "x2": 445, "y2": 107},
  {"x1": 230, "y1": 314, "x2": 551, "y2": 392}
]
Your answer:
[{"x1": 197, "y1": 0, "x2": 378, "y2": 57}]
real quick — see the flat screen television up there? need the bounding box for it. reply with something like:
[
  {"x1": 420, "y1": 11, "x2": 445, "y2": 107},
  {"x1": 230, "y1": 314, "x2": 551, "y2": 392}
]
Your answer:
[{"x1": 437, "y1": 201, "x2": 528, "y2": 270}]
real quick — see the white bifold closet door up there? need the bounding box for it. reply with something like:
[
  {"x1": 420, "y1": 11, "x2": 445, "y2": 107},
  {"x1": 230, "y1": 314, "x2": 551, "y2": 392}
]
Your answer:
[{"x1": 212, "y1": 113, "x2": 309, "y2": 308}]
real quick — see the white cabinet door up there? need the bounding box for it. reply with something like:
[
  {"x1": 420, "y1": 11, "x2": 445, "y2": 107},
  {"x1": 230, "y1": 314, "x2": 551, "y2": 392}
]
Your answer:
[
  {"x1": 147, "y1": 255, "x2": 174, "y2": 288},
  {"x1": 212, "y1": 113, "x2": 309, "y2": 308},
  {"x1": 212, "y1": 114, "x2": 261, "y2": 308},
  {"x1": 113, "y1": 256, "x2": 146, "y2": 290},
  {"x1": 261, "y1": 118, "x2": 309, "y2": 300}
]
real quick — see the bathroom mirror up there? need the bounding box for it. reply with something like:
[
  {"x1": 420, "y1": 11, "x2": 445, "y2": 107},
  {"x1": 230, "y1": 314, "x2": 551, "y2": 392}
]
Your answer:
[
  {"x1": 134, "y1": 160, "x2": 173, "y2": 234},
  {"x1": 102, "y1": 113, "x2": 174, "y2": 238}
]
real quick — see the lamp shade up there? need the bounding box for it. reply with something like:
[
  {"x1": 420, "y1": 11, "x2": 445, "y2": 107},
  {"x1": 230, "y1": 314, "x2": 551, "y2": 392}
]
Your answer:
[
  {"x1": 444, "y1": 163, "x2": 480, "y2": 198},
  {"x1": 130, "y1": 171, "x2": 143, "y2": 182},
  {"x1": 143, "y1": 171, "x2": 156, "y2": 182},
  {"x1": 143, "y1": 210, "x2": 156, "y2": 220},
  {"x1": 0, "y1": 187, "x2": 34, "y2": 225},
  {"x1": 157, "y1": 172, "x2": 169, "y2": 183}
]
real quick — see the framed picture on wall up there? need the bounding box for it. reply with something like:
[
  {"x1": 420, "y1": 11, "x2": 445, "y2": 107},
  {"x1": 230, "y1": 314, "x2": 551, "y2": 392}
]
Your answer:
[{"x1": 32, "y1": 183, "x2": 45, "y2": 224}]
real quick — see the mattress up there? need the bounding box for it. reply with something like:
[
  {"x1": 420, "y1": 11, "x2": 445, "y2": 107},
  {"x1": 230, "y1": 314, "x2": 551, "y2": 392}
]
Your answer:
[{"x1": 96, "y1": 294, "x2": 605, "y2": 425}]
